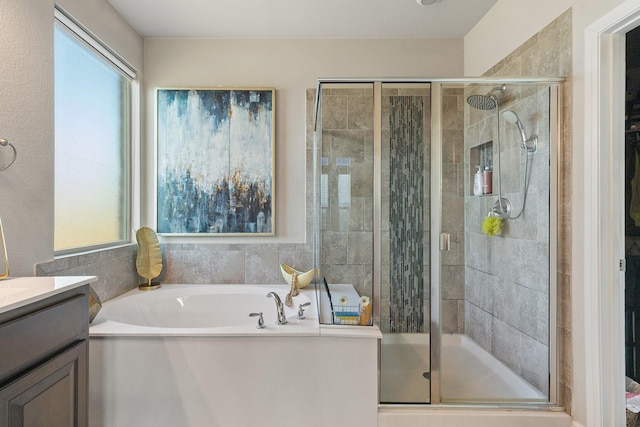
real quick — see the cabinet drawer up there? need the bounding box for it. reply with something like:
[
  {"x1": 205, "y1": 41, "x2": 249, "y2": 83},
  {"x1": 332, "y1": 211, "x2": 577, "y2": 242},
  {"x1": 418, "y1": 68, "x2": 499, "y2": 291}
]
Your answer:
[{"x1": 0, "y1": 295, "x2": 87, "y2": 382}]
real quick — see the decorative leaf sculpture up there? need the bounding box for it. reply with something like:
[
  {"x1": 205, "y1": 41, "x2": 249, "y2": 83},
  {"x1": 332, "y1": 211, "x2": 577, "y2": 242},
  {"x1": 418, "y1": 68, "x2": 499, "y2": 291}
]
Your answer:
[
  {"x1": 88, "y1": 286, "x2": 102, "y2": 323},
  {"x1": 279, "y1": 263, "x2": 316, "y2": 289},
  {"x1": 0, "y1": 218, "x2": 8, "y2": 279},
  {"x1": 135, "y1": 227, "x2": 163, "y2": 289}
]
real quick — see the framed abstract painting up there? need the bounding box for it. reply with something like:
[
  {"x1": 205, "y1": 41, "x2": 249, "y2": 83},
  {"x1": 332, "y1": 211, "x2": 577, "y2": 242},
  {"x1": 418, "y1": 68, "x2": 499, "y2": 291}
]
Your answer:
[{"x1": 156, "y1": 87, "x2": 275, "y2": 235}]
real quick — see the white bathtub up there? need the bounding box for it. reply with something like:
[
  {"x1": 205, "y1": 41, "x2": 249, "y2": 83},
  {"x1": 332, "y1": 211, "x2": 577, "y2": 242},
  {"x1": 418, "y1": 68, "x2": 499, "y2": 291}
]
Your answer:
[
  {"x1": 90, "y1": 284, "x2": 318, "y2": 335},
  {"x1": 89, "y1": 284, "x2": 381, "y2": 427}
]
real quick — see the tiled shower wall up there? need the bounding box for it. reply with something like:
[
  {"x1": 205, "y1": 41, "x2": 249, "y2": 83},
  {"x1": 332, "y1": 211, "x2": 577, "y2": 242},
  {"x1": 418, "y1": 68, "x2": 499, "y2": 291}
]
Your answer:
[
  {"x1": 464, "y1": 9, "x2": 572, "y2": 401},
  {"x1": 464, "y1": 85, "x2": 551, "y2": 396}
]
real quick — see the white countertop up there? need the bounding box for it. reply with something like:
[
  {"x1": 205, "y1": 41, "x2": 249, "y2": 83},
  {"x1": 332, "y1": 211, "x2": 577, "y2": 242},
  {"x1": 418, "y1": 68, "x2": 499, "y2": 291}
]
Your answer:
[{"x1": 0, "y1": 276, "x2": 97, "y2": 315}]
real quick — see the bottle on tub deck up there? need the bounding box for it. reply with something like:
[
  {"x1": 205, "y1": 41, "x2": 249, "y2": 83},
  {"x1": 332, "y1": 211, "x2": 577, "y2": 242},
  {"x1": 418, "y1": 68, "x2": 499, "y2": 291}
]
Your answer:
[
  {"x1": 473, "y1": 166, "x2": 483, "y2": 196},
  {"x1": 482, "y1": 166, "x2": 492, "y2": 194}
]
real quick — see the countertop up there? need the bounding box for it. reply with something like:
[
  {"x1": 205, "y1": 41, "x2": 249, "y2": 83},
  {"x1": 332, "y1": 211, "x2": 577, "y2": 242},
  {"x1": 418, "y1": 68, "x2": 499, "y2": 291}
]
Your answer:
[{"x1": 0, "y1": 276, "x2": 97, "y2": 315}]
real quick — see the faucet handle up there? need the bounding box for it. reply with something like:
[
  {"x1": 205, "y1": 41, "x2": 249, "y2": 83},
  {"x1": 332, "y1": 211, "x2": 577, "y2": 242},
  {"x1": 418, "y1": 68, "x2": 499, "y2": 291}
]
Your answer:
[
  {"x1": 249, "y1": 312, "x2": 265, "y2": 329},
  {"x1": 297, "y1": 302, "x2": 311, "y2": 320}
]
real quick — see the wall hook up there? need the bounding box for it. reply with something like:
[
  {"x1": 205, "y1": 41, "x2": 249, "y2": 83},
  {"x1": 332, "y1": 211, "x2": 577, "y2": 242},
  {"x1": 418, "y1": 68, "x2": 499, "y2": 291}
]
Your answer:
[{"x1": 0, "y1": 138, "x2": 16, "y2": 171}]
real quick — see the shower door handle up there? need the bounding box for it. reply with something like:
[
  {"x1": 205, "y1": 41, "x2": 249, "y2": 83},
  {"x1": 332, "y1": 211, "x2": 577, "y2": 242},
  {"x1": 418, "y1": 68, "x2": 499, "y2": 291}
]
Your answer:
[{"x1": 439, "y1": 233, "x2": 451, "y2": 251}]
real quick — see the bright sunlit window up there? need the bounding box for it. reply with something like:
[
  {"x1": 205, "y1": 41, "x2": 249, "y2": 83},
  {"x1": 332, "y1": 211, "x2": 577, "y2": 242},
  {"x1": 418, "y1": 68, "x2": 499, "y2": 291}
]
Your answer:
[{"x1": 54, "y1": 8, "x2": 136, "y2": 253}]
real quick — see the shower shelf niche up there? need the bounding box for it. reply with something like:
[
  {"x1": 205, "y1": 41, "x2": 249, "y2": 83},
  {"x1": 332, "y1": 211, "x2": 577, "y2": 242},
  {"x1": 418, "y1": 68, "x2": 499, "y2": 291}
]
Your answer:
[{"x1": 470, "y1": 141, "x2": 493, "y2": 196}]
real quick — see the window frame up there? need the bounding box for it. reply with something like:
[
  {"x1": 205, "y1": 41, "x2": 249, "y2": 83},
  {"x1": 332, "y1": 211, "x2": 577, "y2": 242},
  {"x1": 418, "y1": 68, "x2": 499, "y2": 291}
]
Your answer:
[{"x1": 53, "y1": 6, "x2": 139, "y2": 256}]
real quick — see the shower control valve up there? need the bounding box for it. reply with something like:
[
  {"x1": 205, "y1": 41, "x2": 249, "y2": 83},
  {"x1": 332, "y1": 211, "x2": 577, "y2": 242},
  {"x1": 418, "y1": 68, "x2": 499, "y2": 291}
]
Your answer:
[
  {"x1": 298, "y1": 302, "x2": 311, "y2": 320},
  {"x1": 249, "y1": 312, "x2": 265, "y2": 329}
]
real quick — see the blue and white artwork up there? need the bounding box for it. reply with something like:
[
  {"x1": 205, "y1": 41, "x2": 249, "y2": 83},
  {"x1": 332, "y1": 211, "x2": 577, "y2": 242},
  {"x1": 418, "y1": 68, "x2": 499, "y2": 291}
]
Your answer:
[{"x1": 156, "y1": 88, "x2": 275, "y2": 235}]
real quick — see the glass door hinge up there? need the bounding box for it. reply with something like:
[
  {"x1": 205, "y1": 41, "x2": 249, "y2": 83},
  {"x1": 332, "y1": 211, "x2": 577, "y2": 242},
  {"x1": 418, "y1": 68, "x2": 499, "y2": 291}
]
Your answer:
[{"x1": 620, "y1": 259, "x2": 627, "y2": 272}]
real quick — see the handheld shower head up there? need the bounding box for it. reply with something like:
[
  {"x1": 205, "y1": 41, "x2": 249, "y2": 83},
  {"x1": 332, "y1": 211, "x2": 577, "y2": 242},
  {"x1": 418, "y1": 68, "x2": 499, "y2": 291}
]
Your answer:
[
  {"x1": 466, "y1": 84, "x2": 507, "y2": 110},
  {"x1": 502, "y1": 109, "x2": 537, "y2": 151},
  {"x1": 502, "y1": 110, "x2": 527, "y2": 143}
]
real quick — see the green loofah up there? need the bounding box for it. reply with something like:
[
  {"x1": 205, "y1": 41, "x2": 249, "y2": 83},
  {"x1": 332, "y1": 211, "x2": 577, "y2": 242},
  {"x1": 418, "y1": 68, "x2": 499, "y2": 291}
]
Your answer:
[{"x1": 482, "y1": 215, "x2": 503, "y2": 237}]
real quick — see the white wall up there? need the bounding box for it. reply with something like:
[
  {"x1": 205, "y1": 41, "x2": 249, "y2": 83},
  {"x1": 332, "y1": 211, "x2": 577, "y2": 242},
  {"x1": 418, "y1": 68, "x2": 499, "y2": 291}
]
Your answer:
[
  {"x1": 143, "y1": 38, "x2": 463, "y2": 243},
  {"x1": 0, "y1": 0, "x2": 142, "y2": 276},
  {"x1": 0, "y1": 0, "x2": 55, "y2": 277},
  {"x1": 464, "y1": 0, "x2": 628, "y2": 425}
]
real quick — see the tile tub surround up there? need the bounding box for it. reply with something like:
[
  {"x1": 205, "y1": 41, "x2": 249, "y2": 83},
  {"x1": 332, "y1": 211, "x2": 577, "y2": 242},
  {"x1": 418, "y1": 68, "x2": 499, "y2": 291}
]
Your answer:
[
  {"x1": 35, "y1": 244, "x2": 139, "y2": 303},
  {"x1": 35, "y1": 242, "x2": 315, "y2": 303}
]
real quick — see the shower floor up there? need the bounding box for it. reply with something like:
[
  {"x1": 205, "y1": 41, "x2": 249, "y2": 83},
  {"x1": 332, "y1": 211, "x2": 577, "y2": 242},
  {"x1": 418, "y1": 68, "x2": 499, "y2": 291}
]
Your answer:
[{"x1": 380, "y1": 333, "x2": 546, "y2": 403}]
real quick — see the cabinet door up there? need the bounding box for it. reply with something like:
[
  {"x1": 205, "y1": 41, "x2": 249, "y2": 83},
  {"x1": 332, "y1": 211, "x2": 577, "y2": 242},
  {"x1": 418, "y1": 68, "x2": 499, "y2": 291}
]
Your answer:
[{"x1": 0, "y1": 341, "x2": 87, "y2": 427}]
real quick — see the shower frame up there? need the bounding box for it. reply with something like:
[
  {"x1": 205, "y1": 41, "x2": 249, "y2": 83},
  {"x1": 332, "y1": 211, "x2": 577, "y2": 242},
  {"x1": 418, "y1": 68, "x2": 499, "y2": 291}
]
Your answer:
[{"x1": 313, "y1": 77, "x2": 563, "y2": 406}]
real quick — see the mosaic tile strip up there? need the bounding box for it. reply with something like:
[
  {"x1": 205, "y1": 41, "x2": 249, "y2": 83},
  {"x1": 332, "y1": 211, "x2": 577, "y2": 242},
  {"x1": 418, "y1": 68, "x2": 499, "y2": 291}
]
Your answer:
[{"x1": 389, "y1": 96, "x2": 425, "y2": 333}]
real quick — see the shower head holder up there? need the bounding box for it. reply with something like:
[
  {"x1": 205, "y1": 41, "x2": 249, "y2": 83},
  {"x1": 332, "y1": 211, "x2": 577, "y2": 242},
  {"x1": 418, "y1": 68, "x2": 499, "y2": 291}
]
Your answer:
[
  {"x1": 490, "y1": 197, "x2": 512, "y2": 220},
  {"x1": 524, "y1": 135, "x2": 538, "y2": 153}
]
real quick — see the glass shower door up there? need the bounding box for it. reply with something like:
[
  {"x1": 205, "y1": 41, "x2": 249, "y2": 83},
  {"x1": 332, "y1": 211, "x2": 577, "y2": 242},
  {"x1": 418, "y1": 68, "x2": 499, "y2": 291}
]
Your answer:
[
  {"x1": 314, "y1": 82, "x2": 376, "y2": 326},
  {"x1": 437, "y1": 82, "x2": 557, "y2": 403},
  {"x1": 314, "y1": 78, "x2": 560, "y2": 407}
]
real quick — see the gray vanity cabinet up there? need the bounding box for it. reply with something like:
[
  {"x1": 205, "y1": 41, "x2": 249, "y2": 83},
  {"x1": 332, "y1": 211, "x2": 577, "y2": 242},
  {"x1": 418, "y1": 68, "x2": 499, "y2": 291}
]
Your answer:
[{"x1": 0, "y1": 285, "x2": 90, "y2": 427}]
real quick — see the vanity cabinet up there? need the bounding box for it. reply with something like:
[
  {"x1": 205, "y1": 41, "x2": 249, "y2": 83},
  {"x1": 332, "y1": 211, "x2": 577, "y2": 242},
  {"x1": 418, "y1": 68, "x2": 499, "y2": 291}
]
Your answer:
[{"x1": 0, "y1": 283, "x2": 90, "y2": 427}]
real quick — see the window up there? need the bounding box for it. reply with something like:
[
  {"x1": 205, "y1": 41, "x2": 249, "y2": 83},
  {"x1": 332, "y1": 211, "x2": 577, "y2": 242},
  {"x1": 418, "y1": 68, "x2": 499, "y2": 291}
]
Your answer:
[{"x1": 54, "y1": 8, "x2": 136, "y2": 253}]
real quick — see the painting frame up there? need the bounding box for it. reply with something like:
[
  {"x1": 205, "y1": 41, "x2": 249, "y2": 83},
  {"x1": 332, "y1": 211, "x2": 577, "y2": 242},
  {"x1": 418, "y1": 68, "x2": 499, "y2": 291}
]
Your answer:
[{"x1": 155, "y1": 87, "x2": 275, "y2": 236}]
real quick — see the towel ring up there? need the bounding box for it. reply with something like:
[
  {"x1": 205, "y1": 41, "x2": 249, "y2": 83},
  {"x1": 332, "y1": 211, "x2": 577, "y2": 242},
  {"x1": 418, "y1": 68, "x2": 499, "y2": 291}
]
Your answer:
[{"x1": 0, "y1": 138, "x2": 16, "y2": 171}]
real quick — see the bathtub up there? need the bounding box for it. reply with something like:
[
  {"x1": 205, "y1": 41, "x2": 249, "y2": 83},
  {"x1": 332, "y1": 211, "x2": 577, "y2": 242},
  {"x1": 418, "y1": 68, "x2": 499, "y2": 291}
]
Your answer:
[
  {"x1": 89, "y1": 284, "x2": 381, "y2": 427},
  {"x1": 89, "y1": 284, "x2": 319, "y2": 336}
]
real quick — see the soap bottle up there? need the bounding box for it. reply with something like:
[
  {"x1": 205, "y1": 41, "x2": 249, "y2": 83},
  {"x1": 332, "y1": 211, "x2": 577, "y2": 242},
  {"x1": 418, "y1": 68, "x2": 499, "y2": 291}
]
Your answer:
[
  {"x1": 482, "y1": 166, "x2": 492, "y2": 194},
  {"x1": 473, "y1": 166, "x2": 483, "y2": 196}
]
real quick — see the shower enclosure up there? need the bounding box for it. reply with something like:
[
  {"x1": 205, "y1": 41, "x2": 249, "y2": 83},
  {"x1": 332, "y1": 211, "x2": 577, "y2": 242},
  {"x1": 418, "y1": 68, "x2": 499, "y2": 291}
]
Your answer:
[{"x1": 312, "y1": 78, "x2": 562, "y2": 405}]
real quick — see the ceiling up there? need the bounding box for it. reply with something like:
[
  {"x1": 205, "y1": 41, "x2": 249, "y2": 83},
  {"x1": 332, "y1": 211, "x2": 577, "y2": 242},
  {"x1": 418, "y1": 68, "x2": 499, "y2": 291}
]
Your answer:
[{"x1": 107, "y1": 0, "x2": 498, "y2": 39}]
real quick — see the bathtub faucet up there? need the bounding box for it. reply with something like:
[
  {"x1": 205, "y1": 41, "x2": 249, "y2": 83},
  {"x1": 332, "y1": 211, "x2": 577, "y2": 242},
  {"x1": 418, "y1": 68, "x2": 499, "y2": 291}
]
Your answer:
[{"x1": 267, "y1": 292, "x2": 288, "y2": 325}]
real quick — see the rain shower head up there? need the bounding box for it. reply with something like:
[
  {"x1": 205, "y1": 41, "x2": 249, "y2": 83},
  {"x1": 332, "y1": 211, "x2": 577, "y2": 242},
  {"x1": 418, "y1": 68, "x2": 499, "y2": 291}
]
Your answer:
[
  {"x1": 467, "y1": 94, "x2": 497, "y2": 110},
  {"x1": 502, "y1": 109, "x2": 537, "y2": 151},
  {"x1": 466, "y1": 84, "x2": 507, "y2": 110}
]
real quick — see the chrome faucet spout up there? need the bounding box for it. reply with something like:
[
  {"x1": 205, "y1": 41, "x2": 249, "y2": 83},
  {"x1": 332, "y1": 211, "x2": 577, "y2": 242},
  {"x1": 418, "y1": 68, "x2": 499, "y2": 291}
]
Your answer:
[{"x1": 267, "y1": 292, "x2": 288, "y2": 325}]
